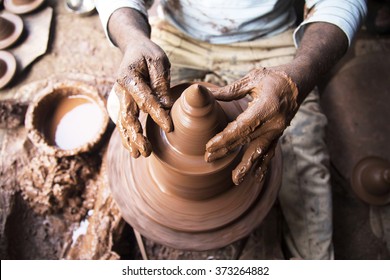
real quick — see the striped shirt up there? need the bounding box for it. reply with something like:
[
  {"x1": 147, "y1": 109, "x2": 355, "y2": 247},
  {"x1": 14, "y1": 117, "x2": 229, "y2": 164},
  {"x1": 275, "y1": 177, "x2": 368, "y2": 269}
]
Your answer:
[{"x1": 95, "y1": 0, "x2": 367, "y2": 46}]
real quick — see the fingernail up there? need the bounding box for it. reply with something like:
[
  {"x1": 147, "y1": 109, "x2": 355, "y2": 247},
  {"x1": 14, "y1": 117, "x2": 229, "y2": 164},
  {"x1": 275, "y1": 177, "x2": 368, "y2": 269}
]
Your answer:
[
  {"x1": 233, "y1": 166, "x2": 247, "y2": 185},
  {"x1": 205, "y1": 152, "x2": 213, "y2": 162},
  {"x1": 233, "y1": 174, "x2": 244, "y2": 185},
  {"x1": 206, "y1": 135, "x2": 223, "y2": 150},
  {"x1": 162, "y1": 117, "x2": 173, "y2": 132}
]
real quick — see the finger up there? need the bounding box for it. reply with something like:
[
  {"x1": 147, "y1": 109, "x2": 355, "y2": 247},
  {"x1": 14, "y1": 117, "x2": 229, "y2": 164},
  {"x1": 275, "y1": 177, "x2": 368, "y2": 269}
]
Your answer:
[
  {"x1": 209, "y1": 68, "x2": 267, "y2": 101},
  {"x1": 205, "y1": 100, "x2": 270, "y2": 156},
  {"x1": 115, "y1": 83, "x2": 152, "y2": 157},
  {"x1": 117, "y1": 113, "x2": 152, "y2": 157},
  {"x1": 205, "y1": 114, "x2": 283, "y2": 164},
  {"x1": 254, "y1": 140, "x2": 277, "y2": 182},
  {"x1": 209, "y1": 74, "x2": 253, "y2": 101},
  {"x1": 231, "y1": 128, "x2": 279, "y2": 185},
  {"x1": 117, "y1": 117, "x2": 141, "y2": 158},
  {"x1": 120, "y1": 71, "x2": 173, "y2": 133},
  {"x1": 147, "y1": 55, "x2": 173, "y2": 109}
]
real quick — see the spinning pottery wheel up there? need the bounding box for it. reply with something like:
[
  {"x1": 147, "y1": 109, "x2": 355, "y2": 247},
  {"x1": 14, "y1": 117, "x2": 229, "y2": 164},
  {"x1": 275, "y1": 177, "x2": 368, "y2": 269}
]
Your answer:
[{"x1": 107, "y1": 83, "x2": 282, "y2": 250}]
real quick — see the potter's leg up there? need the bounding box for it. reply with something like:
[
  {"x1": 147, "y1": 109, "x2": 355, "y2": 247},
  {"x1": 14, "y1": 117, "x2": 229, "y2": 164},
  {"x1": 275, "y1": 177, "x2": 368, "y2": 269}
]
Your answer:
[{"x1": 279, "y1": 88, "x2": 334, "y2": 260}]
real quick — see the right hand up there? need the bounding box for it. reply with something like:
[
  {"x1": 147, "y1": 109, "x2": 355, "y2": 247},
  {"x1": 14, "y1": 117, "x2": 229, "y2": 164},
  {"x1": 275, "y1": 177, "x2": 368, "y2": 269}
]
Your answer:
[{"x1": 114, "y1": 39, "x2": 173, "y2": 158}]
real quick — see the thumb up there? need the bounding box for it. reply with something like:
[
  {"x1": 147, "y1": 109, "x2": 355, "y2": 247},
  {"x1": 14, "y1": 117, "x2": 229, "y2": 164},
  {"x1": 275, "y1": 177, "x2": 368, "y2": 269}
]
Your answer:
[{"x1": 209, "y1": 74, "x2": 254, "y2": 101}]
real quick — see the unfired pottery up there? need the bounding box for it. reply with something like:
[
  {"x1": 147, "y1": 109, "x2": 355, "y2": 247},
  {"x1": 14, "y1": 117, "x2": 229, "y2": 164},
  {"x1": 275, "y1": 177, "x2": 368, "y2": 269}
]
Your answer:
[
  {"x1": 0, "y1": 11, "x2": 23, "y2": 50},
  {"x1": 0, "y1": 50, "x2": 17, "y2": 89},
  {"x1": 351, "y1": 156, "x2": 390, "y2": 206},
  {"x1": 4, "y1": 0, "x2": 45, "y2": 14},
  {"x1": 25, "y1": 80, "x2": 109, "y2": 157},
  {"x1": 107, "y1": 82, "x2": 282, "y2": 250}
]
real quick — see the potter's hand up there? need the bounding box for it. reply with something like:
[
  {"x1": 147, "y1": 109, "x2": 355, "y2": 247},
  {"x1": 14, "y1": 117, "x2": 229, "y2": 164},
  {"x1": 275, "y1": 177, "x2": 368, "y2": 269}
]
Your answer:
[
  {"x1": 205, "y1": 68, "x2": 299, "y2": 185},
  {"x1": 114, "y1": 40, "x2": 173, "y2": 158}
]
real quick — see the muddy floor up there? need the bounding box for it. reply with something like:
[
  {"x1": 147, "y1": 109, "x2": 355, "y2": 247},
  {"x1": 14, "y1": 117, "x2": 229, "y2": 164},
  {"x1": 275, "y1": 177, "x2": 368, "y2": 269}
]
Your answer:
[{"x1": 1, "y1": 1, "x2": 390, "y2": 259}]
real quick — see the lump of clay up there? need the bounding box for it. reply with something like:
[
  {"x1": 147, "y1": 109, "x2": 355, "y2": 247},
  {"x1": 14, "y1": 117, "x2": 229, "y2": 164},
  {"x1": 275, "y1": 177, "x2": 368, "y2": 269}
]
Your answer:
[
  {"x1": 0, "y1": 99, "x2": 27, "y2": 128},
  {"x1": 19, "y1": 152, "x2": 100, "y2": 222}
]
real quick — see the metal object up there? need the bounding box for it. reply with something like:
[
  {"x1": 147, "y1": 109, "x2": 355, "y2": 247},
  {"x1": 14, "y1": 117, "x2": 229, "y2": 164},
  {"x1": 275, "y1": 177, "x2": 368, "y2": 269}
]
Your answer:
[{"x1": 65, "y1": 0, "x2": 95, "y2": 16}]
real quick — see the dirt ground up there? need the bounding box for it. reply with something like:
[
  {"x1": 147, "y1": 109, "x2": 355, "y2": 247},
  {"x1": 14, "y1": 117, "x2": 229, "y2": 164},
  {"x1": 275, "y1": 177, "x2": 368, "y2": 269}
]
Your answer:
[{"x1": 0, "y1": 0, "x2": 390, "y2": 260}]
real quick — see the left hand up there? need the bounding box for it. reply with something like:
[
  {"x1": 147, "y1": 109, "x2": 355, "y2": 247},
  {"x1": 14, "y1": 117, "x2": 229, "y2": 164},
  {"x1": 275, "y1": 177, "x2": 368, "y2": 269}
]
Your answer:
[{"x1": 205, "y1": 67, "x2": 299, "y2": 185}]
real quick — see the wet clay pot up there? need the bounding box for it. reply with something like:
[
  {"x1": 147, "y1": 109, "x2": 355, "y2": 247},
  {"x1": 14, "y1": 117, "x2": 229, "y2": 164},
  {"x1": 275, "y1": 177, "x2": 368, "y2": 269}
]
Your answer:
[
  {"x1": 25, "y1": 80, "x2": 109, "y2": 157},
  {"x1": 0, "y1": 11, "x2": 23, "y2": 49},
  {"x1": 107, "y1": 83, "x2": 282, "y2": 251},
  {"x1": 4, "y1": 0, "x2": 45, "y2": 14},
  {"x1": 351, "y1": 157, "x2": 390, "y2": 206},
  {"x1": 0, "y1": 50, "x2": 17, "y2": 89}
]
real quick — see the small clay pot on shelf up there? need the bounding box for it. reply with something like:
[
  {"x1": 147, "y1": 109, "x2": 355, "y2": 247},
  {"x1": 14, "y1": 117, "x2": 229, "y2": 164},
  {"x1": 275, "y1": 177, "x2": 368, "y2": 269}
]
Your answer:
[
  {"x1": 0, "y1": 11, "x2": 23, "y2": 49},
  {"x1": 0, "y1": 50, "x2": 17, "y2": 89}
]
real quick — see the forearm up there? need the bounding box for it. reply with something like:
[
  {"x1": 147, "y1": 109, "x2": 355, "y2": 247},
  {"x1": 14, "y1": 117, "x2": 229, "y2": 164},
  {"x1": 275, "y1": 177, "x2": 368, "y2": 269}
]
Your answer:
[
  {"x1": 276, "y1": 22, "x2": 348, "y2": 104},
  {"x1": 108, "y1": 7, "x2": 151, "y2": 52}
]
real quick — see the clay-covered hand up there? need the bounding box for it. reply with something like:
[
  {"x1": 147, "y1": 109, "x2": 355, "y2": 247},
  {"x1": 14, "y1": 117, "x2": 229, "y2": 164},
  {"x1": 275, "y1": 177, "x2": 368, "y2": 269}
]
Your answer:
[
  {"x1": 114, "y1": 40, "x2": 173, "y2": 158},
  {"x1": 205, "y1": 67, "x2": 299, "y2": 185}
]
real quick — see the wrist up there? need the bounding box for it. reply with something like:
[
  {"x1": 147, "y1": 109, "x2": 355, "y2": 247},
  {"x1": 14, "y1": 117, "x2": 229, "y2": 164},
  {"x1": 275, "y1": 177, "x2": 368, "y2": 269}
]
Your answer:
[
  {"x1": 108, "y1": 7, "x2": 151, "y2": 52},
  {"x1": 270, "y1": 61, "x2": 312, "y2": 105}
]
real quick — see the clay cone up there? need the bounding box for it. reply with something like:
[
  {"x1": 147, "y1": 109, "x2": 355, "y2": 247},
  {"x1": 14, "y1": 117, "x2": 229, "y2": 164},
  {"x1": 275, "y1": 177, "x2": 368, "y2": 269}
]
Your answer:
[
  {"x1": 166, "y1": 84, "x2": 227, "y2": 156},
  {"x1": 0, "y1": 12, "x2": 23, "y2": 49},
  {"x1": 0, "y1": 50, "x2": 17, "y2": 89},
  {"x1": 148, "y1": 83, "x2": 240, "y2": 200},
  {"x1": 4, "y1": 0, "x2": 45, "y2": 14}
]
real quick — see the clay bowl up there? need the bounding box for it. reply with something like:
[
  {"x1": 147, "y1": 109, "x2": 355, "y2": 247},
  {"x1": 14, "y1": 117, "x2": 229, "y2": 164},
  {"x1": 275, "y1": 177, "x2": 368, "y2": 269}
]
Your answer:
[
  {"x1": 0, "y1": 50, "x2": 17, "y2": 89},
  {"x1": 0, "y1": 11, "x2": 24, "y2": 50},
  {"x1": 4, "y1": 0, "x2": 45, "y2": 14},
  {"x1": 25, "y1": 80, "x2": 109, "y2": 157}
]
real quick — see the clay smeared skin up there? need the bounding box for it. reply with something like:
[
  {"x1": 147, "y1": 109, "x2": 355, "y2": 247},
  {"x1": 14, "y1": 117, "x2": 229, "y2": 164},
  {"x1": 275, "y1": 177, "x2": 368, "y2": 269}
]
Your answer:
[
  {"x1": 205, "y1": 68, "x2": 298, "y2": 185},
  {"x1": 206, "y1": 23, "x2": 348, "y2": 185},
  {"x1": 110, "y1": 8, "x2": 173, "y2": 158}
]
